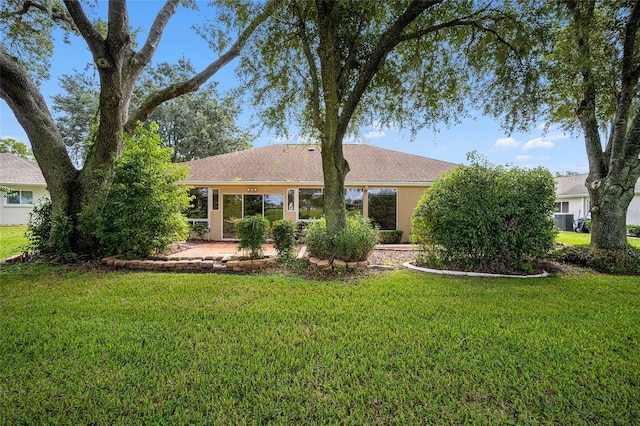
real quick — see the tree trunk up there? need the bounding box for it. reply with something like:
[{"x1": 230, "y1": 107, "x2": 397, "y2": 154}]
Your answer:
[
  {"x1": 587, "y1": 175, "x2": 635, "y2": 250},
  {"x1": 321, "y1": 134, "x2": 349, "y2": 237}
]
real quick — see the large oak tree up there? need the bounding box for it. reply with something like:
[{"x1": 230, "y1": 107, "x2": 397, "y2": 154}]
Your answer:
[
  {"x1": 238, "y1": 0, "x2": 538, "y2": 236},
  {"x1": 538, "y1": 0, "x2": 640, "y2": 250},
  {"x1": 0, "y1": 0, "x2": 273, "y2": 253}
]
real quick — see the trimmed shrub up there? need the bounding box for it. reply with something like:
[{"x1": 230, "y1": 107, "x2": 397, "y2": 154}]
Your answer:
[
  {"x1": 190, "y1": 222, "x2": 209, "y2": 240},
  {"x1": 333, "y1": 215, "x2": 379, "y2": 262},
  {"x1": 378, "y1": 230, "x2": 403, "y2": 244},
  {"x1": 553, "y1": 244, "x2": 640, "y2": 275},
  {"x1": 305, "y1": 219, "x2": 333, "y2": 259},
  {"x1": 306, "y1": 215, "x2": 379, "y2": 262},
  {"x1": 628, "y1": 224, "x2": 640, "y2": 237},
  {"x1": 272, "y1": 219, "x2": 297, "y2": 260},
  {"x1": 88, "y1": 123, "x2": 191, "y2": 259},
  {"x1": 237, "y1": 215, "x2": 269, "y2": 259},
  {"x1": 26, "y1": 198, "x2": 52, "y2": 253},
  {"x1": 411, "y1": 157, "x2": 557, "y2": 274}
]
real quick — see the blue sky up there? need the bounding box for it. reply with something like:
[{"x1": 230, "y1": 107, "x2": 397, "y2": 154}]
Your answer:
[{"x1": 0, "y1": 1, "x2": 589, "y2": 175}]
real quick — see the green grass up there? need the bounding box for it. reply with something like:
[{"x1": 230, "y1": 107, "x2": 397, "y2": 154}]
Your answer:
[
  {"x1": 1, "y1": 265, "x2": 638, "y2": 424},
  {"x1": 557, "y1": 231, "x2": 640, "y2": 248},
  {"x1": 0, "y1": 226, "x2": 28, "y2": 259}
]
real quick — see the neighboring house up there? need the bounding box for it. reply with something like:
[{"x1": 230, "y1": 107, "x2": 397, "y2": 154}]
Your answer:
[
  {"x1": 0, "y1": 153, "x2": 49, "y2": 225},
  {"x1": 554, "y1": 173, "x2": 640, "y2": 230},
  {"x1": 181, "y1": 144, "x2": 458, "y2": 241}
]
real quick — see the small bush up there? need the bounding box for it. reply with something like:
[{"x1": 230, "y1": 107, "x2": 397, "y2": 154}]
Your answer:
[
  {"x1": 306, "y1": 216, "x2": 379, "y2": 262},
  {"x1": 305, "y1": 219, "x2": 333, "y2": 259},
  {"x1": 190, "y1": 222, "x2": 209, "y2": 240},
  {"x1": 553, "y1": 244, "x2": 640, "y2": 275},
  {"x1": 378, "y1": 230, "x2": 403, "y2": 244},
  {"x1": 50, "y1": 210, "x2": 74, "y2": 257},
  {"x1": 628, "y1": 225, "x2": 640, "y2": 237},
  {"x1": 89, "y1": 123, "x2": 191, "y2": 259},
  {"x1": 26, "y1": 198, "x2": 52, "y2": 253},
  {"x1": 272, "y1": 219, "x2": 297, "y2": 260},
  {"x1": 333, "y1": 216, "x2": 379, "y2": 262},
  {"x1": 237, "y1": 215, "x2": 269, "y2": 259}
]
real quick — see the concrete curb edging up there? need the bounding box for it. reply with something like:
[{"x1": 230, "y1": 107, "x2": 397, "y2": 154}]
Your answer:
[{"x1": 403, "y1": 262, "x2": 549, "y2": 278}]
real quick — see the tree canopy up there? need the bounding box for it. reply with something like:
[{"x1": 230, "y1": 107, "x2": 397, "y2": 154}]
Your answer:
[
  {"x1": 53, "y1": 59, "x2": 252, "y2": 166},
  {"x1": 0, "y1": 0, "x2": 275, "y2": 253},
  {"x1": 526, "y1": 0, "x2": 640, "y2": 249},
  {"x1": 237, "y1": 0, "x2": 538, "y2": 236}
]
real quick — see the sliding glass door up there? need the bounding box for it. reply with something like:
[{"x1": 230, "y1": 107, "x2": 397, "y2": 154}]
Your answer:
[{"x1": 222, "y1": 194, "x2": 284, "y2": 239}]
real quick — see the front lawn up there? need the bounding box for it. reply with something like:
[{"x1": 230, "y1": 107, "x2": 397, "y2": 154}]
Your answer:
[
  {"x1": 0, "y1": 226, "x2": 28, "y2": 259},
  {"x1": 1, "y1": 265, "x2": 638, "y2": 424},
  {"x1": 557, "y1": 230, "x2": 640, "y2": 247}
]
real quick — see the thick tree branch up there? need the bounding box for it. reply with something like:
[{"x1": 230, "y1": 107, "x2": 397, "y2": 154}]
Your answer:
[
  {"x1": 63, "y1": 0, "x2": 107, "y2": 64},
  {"x1": 0, "y1": 49, "x2": 77, "y2": 199},
  {"x1": 336, "y1": 0, "x2": 441, "y2": 140},
  {"x1": 107, "y1": 0, "x2": 129, "y2": 52},
  {"x1": 608, "y1": 0, "x2": 640, "y2": 165},
  {"x1": 293, "y1": 2, "x2": 322, "y2": 130},
  {"x1": 131, "y1": 0, "x2": 181, "y2": 76},
  {"x1": 125, "y1": 0, "x2": 278, "y2": 133},
  {"x1": 0, "y1": 0, "x2": 77, "y2": 30}
]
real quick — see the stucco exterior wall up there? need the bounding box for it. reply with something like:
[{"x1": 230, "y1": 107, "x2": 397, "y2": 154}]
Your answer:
[
  {"x1": 0, "y1": 186, "x2": 49, "y2": 225},
  {"x1": 194, "y1": 183, "x2": 430, "y2": 242}
]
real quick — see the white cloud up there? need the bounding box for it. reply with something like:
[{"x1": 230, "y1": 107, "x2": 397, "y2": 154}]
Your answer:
[
  {"x1": 516, "y1": 155, "x2": 534, "y2": 162},
  {"x1": 522, "y1": 138, "x2": 555, "y2": 150},
  {"x1": 365, "y1": 130, "x2": 385, "y2": 139},
  {"x1": 494, "y1": 137, "x2": 520, "y2": 149}
]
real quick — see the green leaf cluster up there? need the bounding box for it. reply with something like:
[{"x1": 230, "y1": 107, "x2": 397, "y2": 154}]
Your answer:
[
  {"x1": 271, "y1": 219, "x2": 297, "y2": 260},
  {"x1": 305, "y1": 215, "x2": 378, "y2": 262},
  {"x1": 236, "y1": 215, "x2": 270, "y2": 260},
  {"x1": 87, "y1": 124, "x2": 190, "y2": 259},
  {"x1": 412, "y1": 158, "x2": 557, "y2": 274}
]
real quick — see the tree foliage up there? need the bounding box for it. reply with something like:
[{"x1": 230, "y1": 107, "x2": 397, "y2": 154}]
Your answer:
[
  {"x1": 521, "y1": 0, "x2": 640, "y2": 250},
  {"x1": 86, "y1": 124, "x2": 191, "y2": 259},
  {"x1": 52, "y1": 59, "x2": 252, "y2": 166},
  {"x1": 0, "y1": 0, "x2": 275, "y2": 254},
  {"x1": 237, "y1": 0, "x2": 539, "y2": 236},
  {"x1": 411, "y1": 156, "x2": 557, "y2": 274},
  {"x1": 0, "y1": 137, "x2": 33, "y2": 161}
]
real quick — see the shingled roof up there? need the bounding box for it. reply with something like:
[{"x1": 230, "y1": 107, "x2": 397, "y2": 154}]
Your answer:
[
  {"x1": 181, "y1": 144, "x2": 458, "y2": 185},
  {"x1": 0, "y1": 153, "x2": 46, "y2": 186},
  {"x1": 555, "y1": 173, "x2": 640, "y2": 197}
]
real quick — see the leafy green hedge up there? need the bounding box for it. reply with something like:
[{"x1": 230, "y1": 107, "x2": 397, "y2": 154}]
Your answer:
[
  {"x1": 306, "y1": 215, "x2": 378, "y2": 262},
  {"x1": 237, "y1": 215, "x2": 270, "y2": 259},
  {"x1": 411, "y1": 157, "x2": 557, "y2": 274},
  {"x1": 628, "y1": 224, "x2": 640, "y2": 237},
  {"x1": 86, "y1": 124, "x2": 190, "y2": 259},
  {"x1": 553, "y1": 244, "x2": 640, "y2": 275}
]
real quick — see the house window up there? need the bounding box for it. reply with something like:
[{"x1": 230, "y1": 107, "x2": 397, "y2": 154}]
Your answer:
[
  {"x1": 186, "y1": 187, "x2": 209, "y2": 219},
  {"x1": 212, "y1": 189, "x2": 219, "y2": 211},
  {"x1": 345, "y1": 188, "x2": 363, "y2": 215},
  {"x1": 264, "y1": 194, "x2": 284, "y2": 223},
  {"x1": 368, "y1": 188, "x2": 397, "y2": 230},
  {"x1": 6, "y1": 190, "x2": 33, "y2": 205},
  {"x1": 287, "y1": 189, "x2": 295, "y2": 211},
  {"x1": 223, "y1": 193, "x2": 284, "y2": 238},
  {"x1": 554, "y1": 202, "x2": 569, "y2": 213},
  {"x1": 299, "y1": 188, "x2": 324, "y2": 220}
]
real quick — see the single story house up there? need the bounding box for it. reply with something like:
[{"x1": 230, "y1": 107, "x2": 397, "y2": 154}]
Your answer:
[
  {"x1": 0, "y1": 153, "x2": 49, "y2": 225},
  {"x1": 554, "y1": 173, "x2": 640, "y2": 230},
  {"x1": 181, "y1": 144, "x2": 458, "y2": 241}
]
